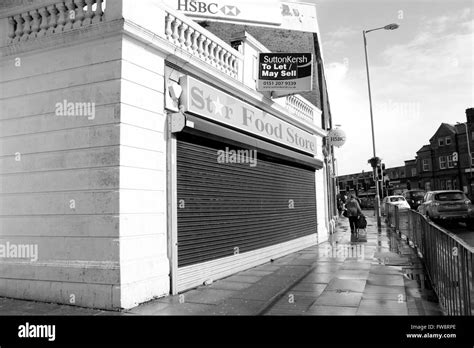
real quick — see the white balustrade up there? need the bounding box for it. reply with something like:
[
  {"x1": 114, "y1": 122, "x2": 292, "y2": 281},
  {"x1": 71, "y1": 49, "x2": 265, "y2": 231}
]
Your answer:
[
  {"x1": 164, "y1": 10, "x2": 242, "y2": 80},
  {"x1": 7, "y1": 0, "x2": 105, "y2": 43},
  {"x1": 286, "y1": 95, "x2": 315, "y2": 123}
]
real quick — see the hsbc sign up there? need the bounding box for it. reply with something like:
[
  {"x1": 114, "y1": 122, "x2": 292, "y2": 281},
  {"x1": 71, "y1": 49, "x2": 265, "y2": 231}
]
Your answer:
[
  {"x1": 177, "y1": 0, "x2": 241, "y2": 17},
  {"x1": 165, "y1": 0, "x2": 319, "y2": 32},
  {"x1": 164, "y1": 0, "x2": 282, "y2": 27}
]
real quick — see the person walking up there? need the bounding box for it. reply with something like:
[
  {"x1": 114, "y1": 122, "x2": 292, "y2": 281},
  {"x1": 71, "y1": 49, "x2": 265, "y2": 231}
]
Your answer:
[{"x1": 345, "y1": 194, "x2": 363, "y2": 234}]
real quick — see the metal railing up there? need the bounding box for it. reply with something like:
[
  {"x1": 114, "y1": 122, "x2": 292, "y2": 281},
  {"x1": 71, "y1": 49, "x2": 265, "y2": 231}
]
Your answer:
[{"x1": 385, "y1": 203, "x2": 474, "y2": 315}]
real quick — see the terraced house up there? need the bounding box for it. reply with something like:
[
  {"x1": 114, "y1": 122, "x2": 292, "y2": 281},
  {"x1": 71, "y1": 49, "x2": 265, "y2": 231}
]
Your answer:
[{"x1": 0, "y1": 0, "x2": 336, "y2": 310}]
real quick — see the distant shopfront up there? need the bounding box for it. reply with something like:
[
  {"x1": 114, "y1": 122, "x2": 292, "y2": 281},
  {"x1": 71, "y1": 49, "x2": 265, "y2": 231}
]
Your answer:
[{"x1": 168, "y1": 76, "x2": 323, "y2": 292}]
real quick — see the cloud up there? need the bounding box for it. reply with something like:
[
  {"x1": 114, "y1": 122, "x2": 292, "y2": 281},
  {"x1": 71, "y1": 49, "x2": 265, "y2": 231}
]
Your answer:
[
  {"x1": 327, "y1": 8, "x2": 473, "y2": 175},
  {"x1": 326, "y1": 26, "x2": 359, "y2": 39}
]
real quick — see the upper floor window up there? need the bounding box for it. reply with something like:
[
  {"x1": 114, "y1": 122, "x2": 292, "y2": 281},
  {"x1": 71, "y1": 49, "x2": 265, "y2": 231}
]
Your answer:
[
  {"x1": 411, "y1": 168, "x2": 416, "y2": 176},
  {"x1": 447, "y1": 155, "x2": 454, "y2": 168},
  {"x1": 438, "y1": 138, "x2": 444, "y2": 146},
  {"x1": 445, "y1": 137, "x2": 452, "y2": 145},
  {"x1": 423, "y1": 159, "x2": 430, "y2": 171},
  {"x1": 439, "y1": 156, "x2": 446, "y2": 169}
]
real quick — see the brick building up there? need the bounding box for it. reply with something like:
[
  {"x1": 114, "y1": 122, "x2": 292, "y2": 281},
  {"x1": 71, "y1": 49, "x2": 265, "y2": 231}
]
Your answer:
[{"x1": 338, "y1": 108, "x2": 474, "y2": 199}]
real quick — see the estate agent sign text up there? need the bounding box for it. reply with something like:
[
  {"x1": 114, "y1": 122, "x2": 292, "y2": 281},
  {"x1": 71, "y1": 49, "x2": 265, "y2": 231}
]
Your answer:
[{"x1": 257, "y1": 53, "x2": 313, "y2": 92}]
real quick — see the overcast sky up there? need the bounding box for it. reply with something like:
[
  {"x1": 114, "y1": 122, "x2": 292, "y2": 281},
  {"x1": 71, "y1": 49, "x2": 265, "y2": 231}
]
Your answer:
[{"x1": 312, "y1": 0, "x2": 473, "y2": 175}]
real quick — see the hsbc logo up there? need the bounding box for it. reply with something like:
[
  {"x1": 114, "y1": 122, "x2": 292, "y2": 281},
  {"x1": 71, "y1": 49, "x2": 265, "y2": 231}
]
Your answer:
[{"x1": 178, "y1": 0, "x2": 241, "y2": 17}]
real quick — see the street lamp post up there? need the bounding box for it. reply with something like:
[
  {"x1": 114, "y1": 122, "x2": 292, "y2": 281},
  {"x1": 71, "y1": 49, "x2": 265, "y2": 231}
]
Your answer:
[
  {"x1": 457, "y1": 122, "x2": 472, "y2": 195},
  {"x1": 363, "y1": 23, "x2": 399, "y2": 228}
]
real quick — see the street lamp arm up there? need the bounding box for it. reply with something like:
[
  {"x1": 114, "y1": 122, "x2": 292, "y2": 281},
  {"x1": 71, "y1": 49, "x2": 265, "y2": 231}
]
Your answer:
[{"x1": 364, "y1": 26, "x2": 385, "y2": 34}]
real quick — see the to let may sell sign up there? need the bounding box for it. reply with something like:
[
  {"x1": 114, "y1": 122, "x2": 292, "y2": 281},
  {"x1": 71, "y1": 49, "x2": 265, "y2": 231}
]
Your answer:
[{"x1": 257, "y1": 53, "x2": 313, "y2": 92}]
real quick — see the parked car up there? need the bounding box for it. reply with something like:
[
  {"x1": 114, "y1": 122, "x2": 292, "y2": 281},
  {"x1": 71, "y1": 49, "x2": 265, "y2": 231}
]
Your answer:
[
  {"x1": 417, "y1": 190, "x2": 474, "y2": 227},
  {"x1": 381, "y1": 195, "x2": 411, "y2": 215},
  {"x1": 403, "y1": 190, "x2": 425, "y2": 210}
]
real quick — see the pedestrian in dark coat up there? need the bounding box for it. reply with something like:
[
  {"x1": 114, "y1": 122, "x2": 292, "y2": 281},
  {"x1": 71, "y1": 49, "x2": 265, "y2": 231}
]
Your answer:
[{"x1": 345, "y1": 195, "x2": 363, "y2": 234}]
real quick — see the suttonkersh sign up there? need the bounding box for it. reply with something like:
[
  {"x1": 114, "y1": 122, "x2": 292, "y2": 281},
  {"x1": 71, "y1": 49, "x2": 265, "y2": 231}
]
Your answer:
[
  {"x1": 257, "y1": 53, "x2": 313, "y2": 92},
  {"x1": 180, "y1": 76, "x2": 317, "y2": 155}
]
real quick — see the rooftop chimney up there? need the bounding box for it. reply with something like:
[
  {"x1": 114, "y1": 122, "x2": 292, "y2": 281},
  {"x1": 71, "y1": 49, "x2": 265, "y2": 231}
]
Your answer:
[{"x1": 467, "y1": 108, "x2": 474, "y2": 124}]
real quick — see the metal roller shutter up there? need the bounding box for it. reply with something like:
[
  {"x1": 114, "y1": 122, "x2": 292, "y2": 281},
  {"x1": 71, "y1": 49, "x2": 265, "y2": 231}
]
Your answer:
[{"x1": 177, "y1": 132, "x2": 317, "y2": 268}]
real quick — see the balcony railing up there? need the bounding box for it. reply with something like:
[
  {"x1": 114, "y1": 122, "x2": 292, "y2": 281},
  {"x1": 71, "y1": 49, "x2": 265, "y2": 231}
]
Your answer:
[
  {"x1": 164, "y1": 10, "x2": 242, "y2": 80},
  {"x1": 285, "y1": 94, "x2": 316, "y2": 124},
  {"x1": 7, "y1": 0, "x2": 105, "y2": 44}
]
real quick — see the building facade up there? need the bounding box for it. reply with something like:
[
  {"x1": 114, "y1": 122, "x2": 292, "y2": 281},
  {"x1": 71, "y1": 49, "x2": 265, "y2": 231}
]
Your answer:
[
  {"x1": 0, "y1": 0, "x2": 335, "y2": 310},
  {"x1": 338, "y1": 108, "x2": 474, "y2": 199}
]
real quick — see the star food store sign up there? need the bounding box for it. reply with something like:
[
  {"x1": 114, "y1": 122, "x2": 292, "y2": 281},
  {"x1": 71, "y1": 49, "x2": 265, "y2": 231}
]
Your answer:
[
  {"x1": 257, "y1": 53, "x2": 313, "y2": 93},
  {"x1": 180, "y1": 76, "x2": 317, "y2": 155}
]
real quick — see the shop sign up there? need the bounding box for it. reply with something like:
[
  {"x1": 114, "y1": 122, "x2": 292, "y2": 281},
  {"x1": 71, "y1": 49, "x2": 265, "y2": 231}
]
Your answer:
[
  {"x1": 162, "y1": 0, "x2": 319, "y2": 32},
  {"x1": 327, "y1": 128, "x2": 346, "y2": 147},
  {"x1": 180, "y1": 76, "x2": 317, "y2": 155},
  {"x1": 257, "y1": 53, "x2": 313, "y2": 92},
  {"x1": 163, "y1": 0, "x2": 281, "y2": 26}
]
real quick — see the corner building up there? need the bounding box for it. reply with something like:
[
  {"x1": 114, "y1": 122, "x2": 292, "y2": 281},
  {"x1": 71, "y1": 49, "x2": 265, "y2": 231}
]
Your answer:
[{"x1": 0, "y1": 0, "x2": 333, "y2": 309}]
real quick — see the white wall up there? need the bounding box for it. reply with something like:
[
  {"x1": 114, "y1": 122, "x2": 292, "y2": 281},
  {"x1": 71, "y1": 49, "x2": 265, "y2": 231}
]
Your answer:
[
  {"x1": 0, "y1": 34, "x2": 123, "y2": 309},
  {"x1": 117, "y1": 36, "x2": 170, "y2": 309}
]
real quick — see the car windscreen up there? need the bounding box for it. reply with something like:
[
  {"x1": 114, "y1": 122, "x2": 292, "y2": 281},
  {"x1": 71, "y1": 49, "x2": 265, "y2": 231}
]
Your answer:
[
  {"x1": 434, "y1": 192, "x2": 466, "y2": 201},
  {"x1": 390, "y1": 197, "x2": 405, "y2": 202},
  {"x1": 408, "y1": 192, "x2": 425, "y2": 199}
]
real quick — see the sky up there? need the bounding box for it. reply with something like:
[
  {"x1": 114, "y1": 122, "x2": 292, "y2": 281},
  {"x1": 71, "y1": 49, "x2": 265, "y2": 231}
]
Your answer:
[{"x1": 312, "y1": 0, "x2": 473, "y2": 175}]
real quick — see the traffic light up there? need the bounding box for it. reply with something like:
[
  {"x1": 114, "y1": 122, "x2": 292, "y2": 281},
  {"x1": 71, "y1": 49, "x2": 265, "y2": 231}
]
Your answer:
[{"x1": 376, "y1": 164, "x2": 383, "y2": 181}]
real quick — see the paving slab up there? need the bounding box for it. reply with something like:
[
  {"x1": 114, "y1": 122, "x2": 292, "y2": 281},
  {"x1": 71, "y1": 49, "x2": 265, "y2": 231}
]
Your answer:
[
  {"x1": 340, "y1": 262, "x2": 373, "y2": 271},
  {"x1": 238, "y1": 269, "x2": 274, "y2": 277},
  {"x1": 300, "y1": 272, "x2": 333, "y2": 284},
  {"x1": 181, "y1": 289, "x2": 236, "y2": 305},
  {"x1": 363, "y1": 284, "x2": 406, "y2": 295},
  {"x1": 290, "y1": 283, "x2": 327, "y2": 295},
  {"x1": 210, "y1": 298, "x2": 265, "y2": 315},
  {"x1": 153, "y1": 302, "x2": 216, "y2": 316},
  {"x1": 313, "y1": 290, "x2": 363, "y2": 307},
  {"x1": 335, "y1": 269, "x2": 370, "y2": 279},
  {"x1": 326, "y1": 279, "x2": 366, "y2": 293},
  {"x1": 305, "y1": 305, "x2": 358, "y2": 316},
  {"x1": 128, "y1": 301, "x2": 174, "y2": 315},
  {"x1": 369, "y1": 265, "x2": 403, "y2": 275},
  {"x1": 362, "y1": 292, "x2": 404, "y2": 301},
  {"x1": 367, "y1": 274, "x2": 405, "y2": 287},
  {"x1": 357, "y1": 299, "x2": 408, "y2": 315},
  {"x1": 223, "y1": 275, "x2": 263, "y2": 283},
  {"x1": 208, "y1": 280, "x2": 253, "y2": 291}
]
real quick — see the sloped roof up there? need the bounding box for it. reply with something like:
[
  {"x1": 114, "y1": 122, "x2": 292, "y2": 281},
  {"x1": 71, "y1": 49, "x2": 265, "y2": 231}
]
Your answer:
[
  {"x1": 429, "y1": 123, "x2": 457, "y2": 142},
  {"x1": 417, "y1": 145, "x2": 431, "y2": 153}
]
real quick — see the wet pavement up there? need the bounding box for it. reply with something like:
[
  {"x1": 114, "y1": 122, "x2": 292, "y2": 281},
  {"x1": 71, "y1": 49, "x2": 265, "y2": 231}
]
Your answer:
[{"x1": 0, "y1": 211, "x2": 443, "y2": 316}]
